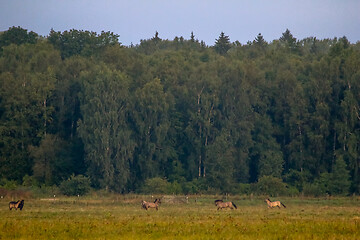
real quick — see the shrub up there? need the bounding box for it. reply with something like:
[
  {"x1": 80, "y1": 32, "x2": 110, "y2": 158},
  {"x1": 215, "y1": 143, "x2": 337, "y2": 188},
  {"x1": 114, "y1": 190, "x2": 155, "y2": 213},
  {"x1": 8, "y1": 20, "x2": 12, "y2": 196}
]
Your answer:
[
  {"x1": 59, "y1": 174, "x2": 91, "y2": 196},
  {"x1": 283, "y1": 169, "x2": 312, "y2": 192},
  {"x1": 233, "y1": 183, "x2": 251, "y2": 195},
  {"x1": 31, "y1": 184, "x2": 60, "y2": 198},
  {"x1": 0, "y1": 178, "x2": 18, "y2": 190},
  {"x1": 140, "y1": 177, "x2": 170, "y2": 194},
  {"x1": 302, "y1": 183, "x2": 326, "y2": 197},
  {"x1": 253, "y1": 176, "x2": 289, "y2": 196},
  {"x1": 167, "y1": 181, "x2": 183, "y2": 194},
  {"x1": 22, "y1": 175, "x2": 39, "y2": 188},
  {"x1": 181, "y1": 180, "x2": 200, "y2": 194}
]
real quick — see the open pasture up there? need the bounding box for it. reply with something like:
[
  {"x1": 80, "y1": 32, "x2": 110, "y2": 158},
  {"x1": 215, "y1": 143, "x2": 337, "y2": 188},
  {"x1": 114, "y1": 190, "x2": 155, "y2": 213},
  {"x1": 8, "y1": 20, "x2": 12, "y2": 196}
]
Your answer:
[{"x1": 1, "y1": 196, "x2": 359, "y2": 239}]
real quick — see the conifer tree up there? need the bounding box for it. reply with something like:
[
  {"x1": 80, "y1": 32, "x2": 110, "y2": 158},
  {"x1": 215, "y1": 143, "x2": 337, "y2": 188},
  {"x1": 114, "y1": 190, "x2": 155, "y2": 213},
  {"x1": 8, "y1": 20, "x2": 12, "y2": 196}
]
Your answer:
[
  {"x1": 214, "y1": 32, "x2": 231, "y2": 55},
  {"x1": 254, "y1": 33, "x2": 266, "y2": 48}
]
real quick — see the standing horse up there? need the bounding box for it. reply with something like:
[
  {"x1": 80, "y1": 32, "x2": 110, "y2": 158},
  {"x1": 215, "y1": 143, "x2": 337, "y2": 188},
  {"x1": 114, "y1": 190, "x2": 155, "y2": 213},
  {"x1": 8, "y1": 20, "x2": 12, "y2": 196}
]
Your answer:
[
  {"x1": 9, "y1": 200, "x2": 24, "y2": 210},
  {"x1": 265, "y1": 198, "x2": 286, "y2": 208},
  {"x1": 142, "y1": 198, "x2": 161, "y2": 210},
  {"x1": 214, "y1": 199, "x2": 237, "y2": 210}
]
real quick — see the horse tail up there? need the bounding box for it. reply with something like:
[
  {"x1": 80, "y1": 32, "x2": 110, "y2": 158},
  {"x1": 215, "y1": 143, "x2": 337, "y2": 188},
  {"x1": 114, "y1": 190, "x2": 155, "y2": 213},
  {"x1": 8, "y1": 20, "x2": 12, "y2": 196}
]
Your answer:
[
  {"x1": 232, "y1": 202, "x2": 237, "y2": 209},
  {"x1": 281, "y1": 202, "x2": 286, "y2": 208}
]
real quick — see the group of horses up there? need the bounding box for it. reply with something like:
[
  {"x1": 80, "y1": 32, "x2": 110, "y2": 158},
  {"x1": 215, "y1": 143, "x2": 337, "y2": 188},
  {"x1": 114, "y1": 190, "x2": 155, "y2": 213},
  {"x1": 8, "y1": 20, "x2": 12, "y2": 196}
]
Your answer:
[
  {"x1": 215, "y1": 198, "x2": 286, "y2": 210},
  {"x1": 9, "y1": 199, "x2": 25, "y2": 210},
  {"x1": 141, "y1": 198, "x2": 286, "y2": 210},
  {"x1": 8, "y1": 198, "x2": 285, "y2": 211}
]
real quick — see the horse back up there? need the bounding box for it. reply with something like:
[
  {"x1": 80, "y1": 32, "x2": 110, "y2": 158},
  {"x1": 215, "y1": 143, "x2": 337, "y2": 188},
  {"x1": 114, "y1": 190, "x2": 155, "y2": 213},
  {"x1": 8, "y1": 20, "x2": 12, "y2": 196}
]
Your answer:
[{"x1": 9, "y1": 200, "x2": 19, "y2": 210}]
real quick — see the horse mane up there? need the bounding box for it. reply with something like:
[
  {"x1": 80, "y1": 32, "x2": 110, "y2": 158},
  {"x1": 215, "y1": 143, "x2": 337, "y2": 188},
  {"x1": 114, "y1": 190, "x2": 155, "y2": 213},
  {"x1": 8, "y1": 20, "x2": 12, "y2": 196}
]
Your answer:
[{"x1": 215, "y1": 199, "x2": 223, "y2": 203}]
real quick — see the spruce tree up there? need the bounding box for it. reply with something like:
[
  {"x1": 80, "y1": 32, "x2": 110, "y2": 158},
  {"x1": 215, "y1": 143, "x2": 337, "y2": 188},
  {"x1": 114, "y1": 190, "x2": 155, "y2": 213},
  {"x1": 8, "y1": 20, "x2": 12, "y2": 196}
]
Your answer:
[{"x1": 214, "y1": 32, "x2": 231, "y2": 55}]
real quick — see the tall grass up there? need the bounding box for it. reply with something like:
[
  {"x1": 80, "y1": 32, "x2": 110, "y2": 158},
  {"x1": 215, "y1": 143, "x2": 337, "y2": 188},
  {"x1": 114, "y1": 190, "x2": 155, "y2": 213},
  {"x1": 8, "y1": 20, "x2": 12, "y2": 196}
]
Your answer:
[{"x1": 1, "y1": 196, "x2": 359, "y2": 239}]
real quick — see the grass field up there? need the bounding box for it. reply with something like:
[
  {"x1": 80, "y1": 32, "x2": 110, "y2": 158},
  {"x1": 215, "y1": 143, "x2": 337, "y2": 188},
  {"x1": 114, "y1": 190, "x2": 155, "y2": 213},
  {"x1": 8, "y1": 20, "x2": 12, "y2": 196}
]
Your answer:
[{"x1": 1, "y1": 195, "x2": 359, "y2": 239}]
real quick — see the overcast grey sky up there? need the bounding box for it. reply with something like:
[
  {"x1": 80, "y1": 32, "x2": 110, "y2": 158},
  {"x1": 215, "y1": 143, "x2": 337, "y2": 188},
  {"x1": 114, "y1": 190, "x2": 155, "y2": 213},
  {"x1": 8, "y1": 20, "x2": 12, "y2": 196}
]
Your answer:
[{"x1": 1, "y1": 0, "x2": 359, "y2": 46}]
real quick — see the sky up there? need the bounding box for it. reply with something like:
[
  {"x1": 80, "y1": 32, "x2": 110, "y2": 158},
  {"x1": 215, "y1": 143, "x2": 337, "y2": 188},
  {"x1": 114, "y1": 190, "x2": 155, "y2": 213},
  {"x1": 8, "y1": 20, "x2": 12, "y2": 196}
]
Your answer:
[{"x1": 1, "y1": 0, "x2": 359, "y2": 46}]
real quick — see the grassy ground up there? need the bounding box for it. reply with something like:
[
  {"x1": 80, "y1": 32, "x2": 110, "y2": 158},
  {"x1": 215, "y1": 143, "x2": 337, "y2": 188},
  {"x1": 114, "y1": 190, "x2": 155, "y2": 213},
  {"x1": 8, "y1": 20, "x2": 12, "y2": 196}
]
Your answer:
[{"x1": 0, "y1": 195, "x2": 359, "y2": 239}]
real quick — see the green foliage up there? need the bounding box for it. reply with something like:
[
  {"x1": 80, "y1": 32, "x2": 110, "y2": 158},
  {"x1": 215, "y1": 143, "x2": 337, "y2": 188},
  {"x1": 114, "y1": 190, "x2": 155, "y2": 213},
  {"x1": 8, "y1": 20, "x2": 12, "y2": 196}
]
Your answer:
[
  {"x1": 0, "y1": 178, "x2": 19, "y2": 190},
  {"x1": 250, "y1": 115, "x2": 284, "y2": 180},
  {"x1": 59, "y1": 174, "x2": 91, "y2": 196},
  {"x1": 0, "y1": 27, "x2": 359, "y2": 196},
  {"x1": 167, "y1": 181, "x2": 183, "y2": 194},
  {"x1": 254, "y1": 33, "x2": 267, "y2": 50},
  {"x1": 181, "y1": 180, "x2": 201, "y2": 194},
  {"x1": 280, "y1": 28, "x2": 298, "y2": 52},
  {"x1": 131, "y1": 78, "x2": 171, "y2": 183},
  {"x1": 140, "y1": 177, "x2": 170, "y2": 194},
  {"x1": 233, "y1": 183, "x2": 252, "y2": 195},
  {"x1": 302, "y1": 157, "x2": 351, "y2": 196},
  {"x1": 48, "y1": 29, "x2": 120, "y2": 58},
  {"x1": 253, "y1": 176, "x2": 289, "y2": 196},
  {"x1": 302, "y1": 182, "x2": 327, "y2": 197},
  {"x1": 78, "y1": 64, "x2": 134, "y2": 192},
  {"x1": 0, "y1": 42, "x2": 60, "y2": 181},
  {"x1": 328, "y1": 157, "x2": 351, "y2": 195},
  {"x1": 214, "y1": 32, "x2": 231, "y2": 55},
  {"x1": 22, "y1": 174, "x2": 39, "y2": 187},
  {"x1": 0, "y1": 26, "x2": 38, "y2": 51},
  {"x1": 283, "y1": 169, "x2": 312, "y2": 192}
]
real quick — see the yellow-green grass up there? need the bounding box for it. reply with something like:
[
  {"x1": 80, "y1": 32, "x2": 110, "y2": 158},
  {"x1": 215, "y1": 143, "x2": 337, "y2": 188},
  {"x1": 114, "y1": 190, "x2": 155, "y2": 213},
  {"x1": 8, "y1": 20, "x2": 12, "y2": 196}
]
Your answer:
[{"x1": 1, "y1": 196, "x2": 359, "y2": 239}]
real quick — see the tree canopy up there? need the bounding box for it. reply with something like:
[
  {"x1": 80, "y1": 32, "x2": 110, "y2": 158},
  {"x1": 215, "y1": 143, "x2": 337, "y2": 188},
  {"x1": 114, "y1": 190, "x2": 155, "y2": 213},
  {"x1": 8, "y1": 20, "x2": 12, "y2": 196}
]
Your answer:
[{"x1": 1, "y1": 27, "x2": 360, "y2": 195}]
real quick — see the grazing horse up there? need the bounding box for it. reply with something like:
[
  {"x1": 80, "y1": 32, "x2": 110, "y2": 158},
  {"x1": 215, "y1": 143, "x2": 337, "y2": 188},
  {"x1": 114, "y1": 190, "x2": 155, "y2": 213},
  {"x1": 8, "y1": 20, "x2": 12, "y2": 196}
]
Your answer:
[
  {"x1": 9, "y1": 200, "x2": 25, "y2": 210},
  {"x1": 142, "y1": 198, "x2": 161, "y2": 210},
  {"x1": 214, "y1": 199, "x2": 237, "y2": 210},
  {"x1": 265, "y1": 198, "x2": 286, "y2": 208}
]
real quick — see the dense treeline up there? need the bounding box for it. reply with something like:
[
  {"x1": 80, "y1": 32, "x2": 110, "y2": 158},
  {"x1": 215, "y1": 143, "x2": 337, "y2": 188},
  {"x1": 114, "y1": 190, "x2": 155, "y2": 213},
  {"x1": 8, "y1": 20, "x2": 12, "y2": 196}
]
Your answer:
[{"x1": 0, "y1": 26, "x2": 359, "y2": 195}]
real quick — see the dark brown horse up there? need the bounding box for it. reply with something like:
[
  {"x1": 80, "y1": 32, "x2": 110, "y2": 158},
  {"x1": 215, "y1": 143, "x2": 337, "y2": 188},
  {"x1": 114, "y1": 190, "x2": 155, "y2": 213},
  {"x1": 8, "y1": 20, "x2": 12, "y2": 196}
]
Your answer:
[
  {"x1": 9, "y1": 200, "x2": 24, "y2": 210},
  {"x1": 142, "y1": 198, "x2": 161, "y2": 210},
  {"x1": 214, "y1": 199, "x2": 237, "y2": 210}
]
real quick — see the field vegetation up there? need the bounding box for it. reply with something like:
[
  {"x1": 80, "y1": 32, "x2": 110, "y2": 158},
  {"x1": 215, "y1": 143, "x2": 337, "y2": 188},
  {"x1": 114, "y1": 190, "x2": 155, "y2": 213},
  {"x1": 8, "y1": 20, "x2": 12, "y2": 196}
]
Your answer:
[{"x1": 1, "y1": 195, "x2": 359, "y2": 239}]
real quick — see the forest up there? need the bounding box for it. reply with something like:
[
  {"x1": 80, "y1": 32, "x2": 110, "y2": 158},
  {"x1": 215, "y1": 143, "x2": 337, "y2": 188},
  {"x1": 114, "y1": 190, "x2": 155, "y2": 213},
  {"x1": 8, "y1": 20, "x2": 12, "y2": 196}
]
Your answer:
[{"x1": 0, "y1": 26, "x2": 359, "y2": 196}]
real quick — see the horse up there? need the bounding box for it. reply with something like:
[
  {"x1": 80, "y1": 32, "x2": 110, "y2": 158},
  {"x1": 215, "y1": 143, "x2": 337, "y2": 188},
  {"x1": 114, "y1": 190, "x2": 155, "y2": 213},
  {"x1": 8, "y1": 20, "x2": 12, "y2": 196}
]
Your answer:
[
  {"x1": 142, "y1": 198, "x2": 161, "y2": 210},
  {"x1": 214, "y1": 199, "x2": 237, "y2": 210},
  {"x1": 9, "y1": 200, "x2": 24, "y2": 210},
  {"x1": 265, "y1": 198, "x2": 286, "y2": 208}
]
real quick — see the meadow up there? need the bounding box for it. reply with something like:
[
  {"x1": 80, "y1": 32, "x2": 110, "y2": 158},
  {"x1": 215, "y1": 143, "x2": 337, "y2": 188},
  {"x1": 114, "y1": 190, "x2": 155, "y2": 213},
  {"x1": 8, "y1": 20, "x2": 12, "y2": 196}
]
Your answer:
[{"x1": 1, "y1": 195, "x2": 359, "y2": 239}]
